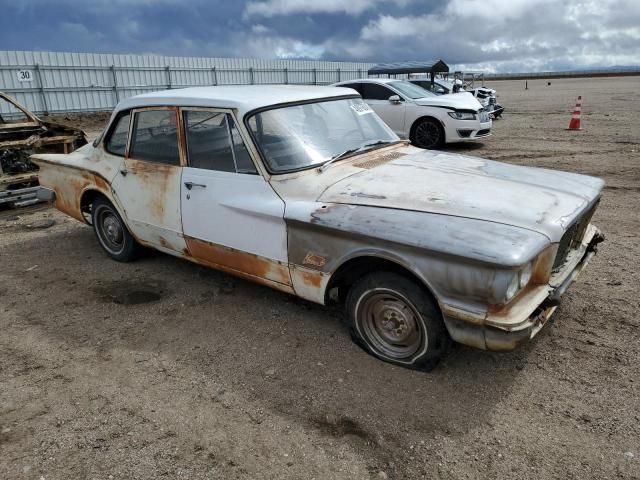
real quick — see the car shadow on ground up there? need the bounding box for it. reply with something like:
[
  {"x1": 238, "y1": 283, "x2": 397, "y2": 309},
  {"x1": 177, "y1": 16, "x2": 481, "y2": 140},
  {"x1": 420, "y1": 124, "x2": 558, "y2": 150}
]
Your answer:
[{"x1": 439, "y1": 142, "x2": 488, "y2": 154}]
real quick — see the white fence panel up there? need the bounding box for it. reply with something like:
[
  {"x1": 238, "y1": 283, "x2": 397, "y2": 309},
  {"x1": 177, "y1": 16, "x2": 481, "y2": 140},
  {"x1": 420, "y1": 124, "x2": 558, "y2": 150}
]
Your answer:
[{"x1": 0, "y1": 50, "x2": 374, "y2": 115}]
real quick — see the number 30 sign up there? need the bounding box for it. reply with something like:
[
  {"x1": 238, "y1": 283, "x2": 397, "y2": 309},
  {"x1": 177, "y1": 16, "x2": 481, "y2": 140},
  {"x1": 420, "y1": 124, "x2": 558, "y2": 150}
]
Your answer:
[{"x1": 17, "y1": 70, "x2": 34, "y2": 82}]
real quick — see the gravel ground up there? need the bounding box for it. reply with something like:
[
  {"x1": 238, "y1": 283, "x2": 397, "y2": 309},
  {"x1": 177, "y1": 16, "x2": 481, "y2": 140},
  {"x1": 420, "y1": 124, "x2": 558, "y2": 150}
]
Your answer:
[{"x1": 1, "y1": 76, "x2": 639, "y2": 480}]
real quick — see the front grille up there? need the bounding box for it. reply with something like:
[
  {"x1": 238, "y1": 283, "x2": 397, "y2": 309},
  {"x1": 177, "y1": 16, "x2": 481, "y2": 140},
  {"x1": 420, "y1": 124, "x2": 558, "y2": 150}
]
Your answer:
[
  {"x1": 552, "y1": 201, "x2": 599, "y2": 271},
  {"x1": 553, "y1": 223, "x2": 578, "y2": 270},
  {"x1": 476, "y1": 129, "x2": 491, "y2": 136}
]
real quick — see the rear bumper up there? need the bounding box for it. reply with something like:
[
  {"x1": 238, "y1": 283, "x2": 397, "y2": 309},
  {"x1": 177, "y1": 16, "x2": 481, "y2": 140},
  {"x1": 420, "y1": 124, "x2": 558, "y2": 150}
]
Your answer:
[
  {"x1": 442, "y1": 225, "x2": 604, "y2": 351},
  {"x1": 0, "y1": 185, "x2": 42, "y2": 206},
  {"x1": 36, "y1": 187, "x2": 56, "y2": 203}
]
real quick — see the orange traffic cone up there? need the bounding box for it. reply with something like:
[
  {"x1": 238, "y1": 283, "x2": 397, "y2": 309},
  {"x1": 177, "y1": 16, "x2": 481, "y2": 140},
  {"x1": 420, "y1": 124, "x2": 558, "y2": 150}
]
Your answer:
[{"x1": 567, "y1": 96, "x2": 582, "y2": 130}]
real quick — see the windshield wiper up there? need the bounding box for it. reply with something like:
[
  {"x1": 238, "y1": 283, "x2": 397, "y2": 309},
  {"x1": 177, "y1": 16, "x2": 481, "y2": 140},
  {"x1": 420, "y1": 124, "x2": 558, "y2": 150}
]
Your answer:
[
  {"x1": 318, "y1": 140, "x2": 398, "y2": 173},
  {"x1": 360, "y1": 140, "x2": 396, "y2": 149},
  {"x1": 318, "y1": 147, "x2": 361, "y2": 172}
]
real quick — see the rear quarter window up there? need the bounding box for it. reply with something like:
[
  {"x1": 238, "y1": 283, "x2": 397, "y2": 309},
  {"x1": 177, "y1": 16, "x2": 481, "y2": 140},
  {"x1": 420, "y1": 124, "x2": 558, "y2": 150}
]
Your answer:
[{"x1": 104, "y1": 111, "x2": 131, "y2": 157}]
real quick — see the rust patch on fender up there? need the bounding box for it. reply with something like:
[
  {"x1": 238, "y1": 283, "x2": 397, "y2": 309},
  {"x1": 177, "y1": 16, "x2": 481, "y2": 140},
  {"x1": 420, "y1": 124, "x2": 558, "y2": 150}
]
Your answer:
[
  {"x1": 302, "y1": 252, "x2": 327, "y2": 268},
  {"x1": 184, "y1": 236, "x2": 292, "y2": 286},
  {"x1": 301, "y1": 270, "x2": 323, "y2": 288}
]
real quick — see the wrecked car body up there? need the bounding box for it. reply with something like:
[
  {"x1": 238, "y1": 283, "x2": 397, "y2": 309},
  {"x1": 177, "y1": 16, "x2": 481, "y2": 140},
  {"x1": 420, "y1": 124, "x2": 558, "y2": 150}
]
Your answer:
[
  {"x1": 0, "y1": 92, "x2": 87, "y2": 207},
  {"x1": 32, "y1": 85, "x2": 604, "y2": 370}
]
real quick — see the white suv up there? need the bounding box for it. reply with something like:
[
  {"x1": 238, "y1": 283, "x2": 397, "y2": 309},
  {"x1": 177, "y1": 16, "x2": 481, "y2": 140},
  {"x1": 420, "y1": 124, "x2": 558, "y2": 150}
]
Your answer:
[{"x1": 333, "y1": 78, "x2": 491, "y2": 149}]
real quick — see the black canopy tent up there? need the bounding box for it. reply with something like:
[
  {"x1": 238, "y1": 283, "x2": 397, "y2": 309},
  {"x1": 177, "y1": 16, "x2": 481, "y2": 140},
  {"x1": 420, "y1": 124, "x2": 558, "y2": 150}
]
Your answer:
[{"x1": 367, "y1": 60, "x2": 449, "y2": 85}]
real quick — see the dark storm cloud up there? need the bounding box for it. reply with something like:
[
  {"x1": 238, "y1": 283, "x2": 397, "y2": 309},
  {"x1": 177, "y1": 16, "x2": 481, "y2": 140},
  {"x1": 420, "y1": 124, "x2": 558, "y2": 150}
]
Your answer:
[{"x1": 0, "y1": 0, "x2": 638, "y2": 71}]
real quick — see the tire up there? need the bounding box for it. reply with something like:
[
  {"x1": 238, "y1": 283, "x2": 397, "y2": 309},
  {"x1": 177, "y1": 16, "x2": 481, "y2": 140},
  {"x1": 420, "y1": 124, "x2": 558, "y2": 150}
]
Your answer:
[
  {"x1": 91, "y1": 196, "x2": 139, "y2": 262},
  {"x1": 411, "y1": 118, "x2": 444, "y2": 149},
  {"x1": 345, "y1": 271, "x2": 450, "y2": 371}
]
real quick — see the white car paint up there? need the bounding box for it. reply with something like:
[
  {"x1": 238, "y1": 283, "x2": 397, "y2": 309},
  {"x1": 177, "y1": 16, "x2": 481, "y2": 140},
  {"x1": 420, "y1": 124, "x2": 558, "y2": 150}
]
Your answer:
[{"x1": 333, "y1": 78, "x2": 492, "y2": 146}]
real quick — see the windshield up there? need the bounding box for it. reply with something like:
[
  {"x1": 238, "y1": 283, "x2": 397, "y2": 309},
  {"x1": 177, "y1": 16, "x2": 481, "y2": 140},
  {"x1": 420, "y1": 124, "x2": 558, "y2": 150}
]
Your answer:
[
  {"x1": 389, "y1": 81, "x2": 435, "y2": 99},
  {"x1": 247, "y1": 97, "x2": 398, "y2": 173}
]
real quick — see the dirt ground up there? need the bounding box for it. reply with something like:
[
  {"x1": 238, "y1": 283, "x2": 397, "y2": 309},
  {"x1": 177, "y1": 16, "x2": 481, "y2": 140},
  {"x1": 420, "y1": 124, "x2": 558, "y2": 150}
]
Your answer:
[{"x1": 1, "y1": 76, "x2": 639, "y2": 480}]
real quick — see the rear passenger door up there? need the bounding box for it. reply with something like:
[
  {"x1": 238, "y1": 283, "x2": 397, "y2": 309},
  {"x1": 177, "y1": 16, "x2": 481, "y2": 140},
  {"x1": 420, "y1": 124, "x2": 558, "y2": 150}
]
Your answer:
[
  {"x1": 180, "y1": 109, "x2": 291, "y2": 288},
  {"x1": 110, "y1": 107, "x2": 187, "y2": 253}
]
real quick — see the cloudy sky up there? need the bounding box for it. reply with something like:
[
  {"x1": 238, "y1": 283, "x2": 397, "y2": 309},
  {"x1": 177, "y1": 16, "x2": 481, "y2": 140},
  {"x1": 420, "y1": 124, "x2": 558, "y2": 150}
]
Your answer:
[{"x1": 1, "y1": 0, "x2": 639, "y2": 72}]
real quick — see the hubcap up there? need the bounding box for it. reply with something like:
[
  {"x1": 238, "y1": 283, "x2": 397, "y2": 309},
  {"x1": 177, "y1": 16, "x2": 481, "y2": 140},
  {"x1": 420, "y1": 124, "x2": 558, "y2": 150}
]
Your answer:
[
  {"x1": 96, "y1": 206, "x2": 125, "y2": 254},
  {"x1": 357, "y1": 290, "x2": 424, "y2": 360},
  {"x1": 103, "y1": 216, "x2": 123, "y2": 245},
  {"x1": 415, "y1": 121, "x2": 440, "y2": 148}
]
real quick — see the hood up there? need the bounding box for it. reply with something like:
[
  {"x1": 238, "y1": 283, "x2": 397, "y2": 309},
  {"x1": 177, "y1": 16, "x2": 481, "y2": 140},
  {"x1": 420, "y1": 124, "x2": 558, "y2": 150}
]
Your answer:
[
  {"x1": 318, "y1": 150, "x2": 603, "y2": 241},
  {"x1": 413, "y1": 92, "x2": 482, "y2": 111}
]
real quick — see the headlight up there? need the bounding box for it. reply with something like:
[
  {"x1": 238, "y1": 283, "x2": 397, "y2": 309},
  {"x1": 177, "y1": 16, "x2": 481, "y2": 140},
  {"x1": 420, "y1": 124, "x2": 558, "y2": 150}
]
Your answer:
[
  {"x1": 448, "y1": 111, "x2": 477, "y2": 120},
  {"x1": 505, "y1": 274, "x2": 520, "y2": 301},
  {"x1": 502, "y1": 263, "x2": 533, "y2": 303},
  {"x1": 519, "y1": 262, "x2": 533, "y2": 288}
]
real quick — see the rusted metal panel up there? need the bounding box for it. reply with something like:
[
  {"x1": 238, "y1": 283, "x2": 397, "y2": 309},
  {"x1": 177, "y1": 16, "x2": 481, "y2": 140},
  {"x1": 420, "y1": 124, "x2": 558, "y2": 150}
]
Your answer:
[
  {"x1": 1, "y1": 91, "x2": 87, "y2": 207},
  {"x1": 184, "y1": 236, "x2": 293, "y2": 289}
]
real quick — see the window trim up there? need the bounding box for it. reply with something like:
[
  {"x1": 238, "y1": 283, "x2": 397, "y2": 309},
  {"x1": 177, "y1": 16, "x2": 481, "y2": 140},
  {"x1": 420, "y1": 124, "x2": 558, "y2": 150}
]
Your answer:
[
  {"x1": 181, "y1": 107, "x2": 260, "y2": 175},
  {"x1": 103, "y1": 109, "x2": 132, "y2": 157},
  {"x1": 126, "y1": 106, "x2": 186, "y2": 167},
  {"x1": 243, "y1": 94, "x2": 362, "y2": 176}
]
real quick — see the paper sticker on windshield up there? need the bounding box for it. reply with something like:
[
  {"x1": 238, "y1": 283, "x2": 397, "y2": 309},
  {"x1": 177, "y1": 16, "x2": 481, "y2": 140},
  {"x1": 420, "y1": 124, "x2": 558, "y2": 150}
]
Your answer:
[{"x1": 350, "y1": 102, "x2": 373, "y2": 115}]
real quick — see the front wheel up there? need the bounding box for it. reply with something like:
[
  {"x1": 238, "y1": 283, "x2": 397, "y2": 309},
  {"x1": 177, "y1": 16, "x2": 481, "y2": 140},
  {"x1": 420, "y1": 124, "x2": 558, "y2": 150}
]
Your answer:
[
  {"x1": 345, "y1": 272, "x2": 450, "y2": 371},
  {"x1": 91, "y1": 196, "x2": 139, "y2": 262},
  {"x1": 411, "y1": 118, "x2": 444, "y2": 149}
]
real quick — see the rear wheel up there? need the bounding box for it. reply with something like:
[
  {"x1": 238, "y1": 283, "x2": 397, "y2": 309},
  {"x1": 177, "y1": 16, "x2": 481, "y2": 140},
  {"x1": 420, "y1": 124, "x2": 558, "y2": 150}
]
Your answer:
[
  {"x1": 411, "y1": 118, "x2": 444, "y2": 149},
  {"x1": 345, "y1": 271, "x2": 450, "y2": 370},
  {"x1": 91, "y1": 196, "x2": 139, "y2": 262}
]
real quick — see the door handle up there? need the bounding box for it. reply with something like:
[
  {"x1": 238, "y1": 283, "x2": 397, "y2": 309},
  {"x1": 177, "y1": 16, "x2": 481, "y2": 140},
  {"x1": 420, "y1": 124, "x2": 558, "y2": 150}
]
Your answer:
[
  {"x1": 120, "y1": 168, "x2": 135, "y2": 176},
  {"x1": 184, "y1": 181, "x2": 206, "y2": 190}
]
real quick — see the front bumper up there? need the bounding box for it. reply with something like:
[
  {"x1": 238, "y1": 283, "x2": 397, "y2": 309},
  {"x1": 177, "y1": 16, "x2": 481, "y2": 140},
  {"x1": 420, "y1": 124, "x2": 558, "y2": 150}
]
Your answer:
[
  {"x1": 442, "y1": 224, "x2": 604, "y2": 351},
  {"x1": 447, "y1": 119, "x2": 492, "y2": 142}
]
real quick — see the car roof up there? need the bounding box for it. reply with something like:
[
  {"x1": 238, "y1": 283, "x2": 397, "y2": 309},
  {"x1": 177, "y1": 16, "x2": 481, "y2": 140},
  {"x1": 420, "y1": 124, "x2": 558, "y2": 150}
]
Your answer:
[
  {"x1": 336, "y1": 78, "x2": 402, "y2": 85},
  {"x1": 113, "y1": 85, "x2": 357, "y2": 118}
]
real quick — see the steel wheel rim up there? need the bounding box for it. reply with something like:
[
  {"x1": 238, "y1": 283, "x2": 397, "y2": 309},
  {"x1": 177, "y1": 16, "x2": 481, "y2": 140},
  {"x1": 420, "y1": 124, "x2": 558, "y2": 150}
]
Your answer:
[
  {"x1": 96, "y1": 206, "x2": 125, "y2": 254},
  {"x1": 415, "y1": 121, "x2": 440, "y2": 148},
  {"x1": 357, "y1": 289, "x2": 424, "y2": 360}
]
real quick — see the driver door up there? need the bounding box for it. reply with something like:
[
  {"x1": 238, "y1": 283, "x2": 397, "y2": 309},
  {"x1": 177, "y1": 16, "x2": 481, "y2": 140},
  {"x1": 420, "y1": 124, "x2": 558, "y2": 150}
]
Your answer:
[
  {"x1": 179, "y1": 108, "x2": 291, "y2": 289},
  {"x1": 361, "y1": 83, "x2": 406, "y2": 137}
]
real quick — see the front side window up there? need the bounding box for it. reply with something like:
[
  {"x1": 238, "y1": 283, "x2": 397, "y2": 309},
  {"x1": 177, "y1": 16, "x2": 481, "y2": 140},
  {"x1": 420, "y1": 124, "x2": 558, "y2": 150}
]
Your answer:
[
  {"x1": 105, "y1": 112, "x2": 131, "y2": 156},
  {"x1": 184, "y1": 110, "x2": 257, "y2": 174},
  {"x1": 129, "y1": 109, "x2": 180, "y2": 165},
  {"x1": 247, "y1": 97, "x2": 398, "y2": 174},
  {"x1": 362, "y1": 83, "x2": 396, "y2": 101},
  {"x1": 389, "y1": 81, "x2": 435, "y2": 99}
]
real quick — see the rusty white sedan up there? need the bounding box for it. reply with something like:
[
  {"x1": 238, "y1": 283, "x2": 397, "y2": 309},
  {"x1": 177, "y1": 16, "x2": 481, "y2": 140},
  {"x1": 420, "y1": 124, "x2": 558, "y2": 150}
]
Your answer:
[{"x1": 33, "y1": 85, "x2": 604, "y2": 370}]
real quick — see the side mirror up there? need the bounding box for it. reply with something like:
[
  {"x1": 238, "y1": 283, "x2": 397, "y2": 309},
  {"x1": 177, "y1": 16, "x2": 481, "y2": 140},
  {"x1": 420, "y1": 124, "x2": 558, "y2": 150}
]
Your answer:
[{"x1": 388, "y1": 95, "x2": 402, "y2": 104}]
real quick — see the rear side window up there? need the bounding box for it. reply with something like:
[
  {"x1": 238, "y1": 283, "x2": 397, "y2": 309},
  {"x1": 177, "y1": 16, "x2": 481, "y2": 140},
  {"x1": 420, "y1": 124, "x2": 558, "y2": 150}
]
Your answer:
[
  {"x1": 362, "y1": 83, "x2": 395, "y2": 101},
  {"x1": 105, "y1": 112, "x2": 131, "y2": 156},
  {"x1": 129, "y1": 110, "x2": 180, "y2": 165},
  {"x1": 184, "y1": 110, "x2": 257, "y2": 174}
]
